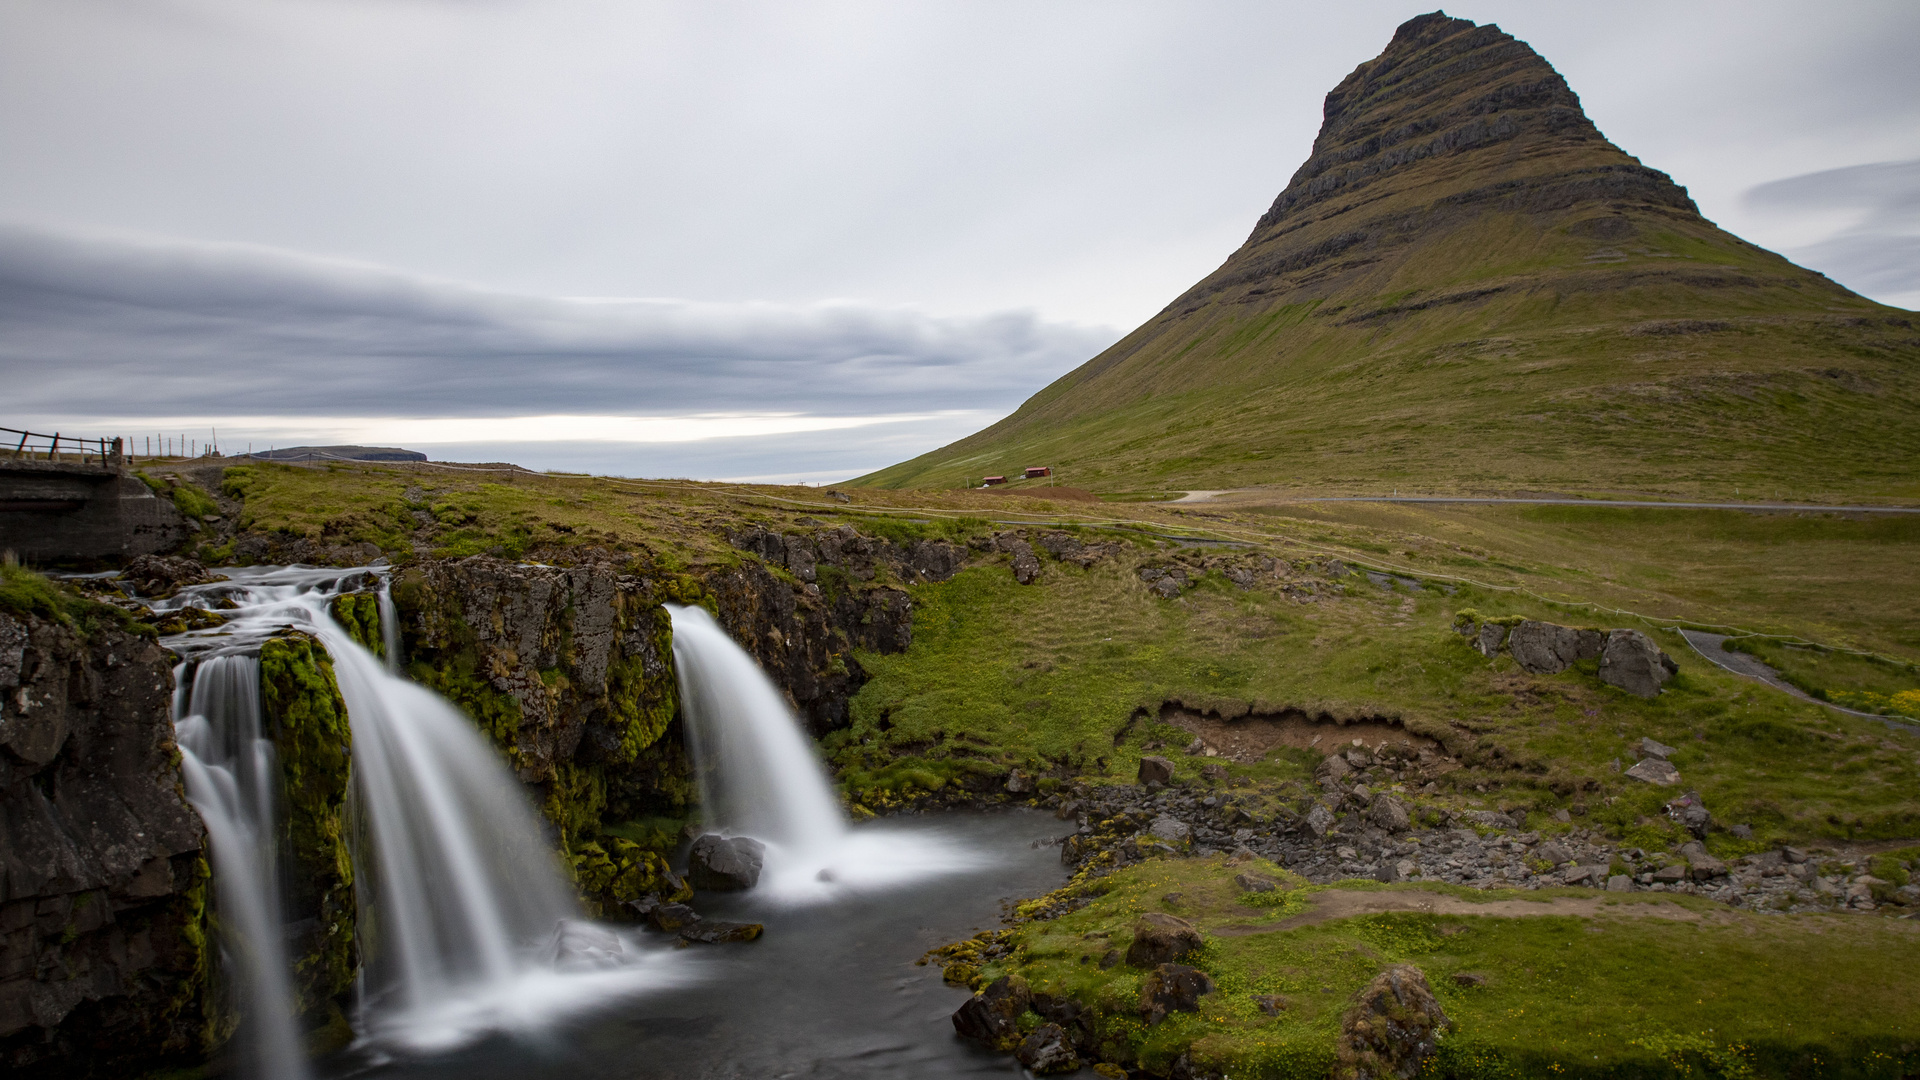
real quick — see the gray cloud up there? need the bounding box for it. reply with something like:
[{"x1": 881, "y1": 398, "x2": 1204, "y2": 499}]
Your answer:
[
  {"x1": 1743, "y1": 159, "x2": 1920, "y2": 299},
  {"x1": 0, "y1": 222, "x2": 1117, "y2": 419}
]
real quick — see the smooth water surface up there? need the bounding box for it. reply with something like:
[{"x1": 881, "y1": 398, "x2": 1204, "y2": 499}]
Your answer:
[{"x1": 328, "y1": 810, "x2": 1072, "y2": 1079}]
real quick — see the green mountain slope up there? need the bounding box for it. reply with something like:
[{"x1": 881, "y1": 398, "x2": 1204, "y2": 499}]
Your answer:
[{"x1": 856, "y1": 12, "x2": 1920, "y2": 500}]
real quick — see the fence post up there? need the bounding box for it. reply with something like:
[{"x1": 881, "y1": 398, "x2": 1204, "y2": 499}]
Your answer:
[{"x1": 48, "y1": 433, "x2": 58, "y2": 461}]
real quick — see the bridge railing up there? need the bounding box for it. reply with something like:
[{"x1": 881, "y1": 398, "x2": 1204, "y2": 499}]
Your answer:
[{"x1": 2, "y1": 427, "x2": 124, "y2": 466}]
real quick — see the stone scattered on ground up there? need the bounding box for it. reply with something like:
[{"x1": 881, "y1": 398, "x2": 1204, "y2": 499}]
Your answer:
[
  {"x1": 1138, "y1": 755, "x2": 1176, "y2": 786},
  {"x1": 1046, "y1": 779, "x2": 1911, "y2": 915},
  {"x1": 1335, "y1": 965, "x2": 1450, "y2": 1080},
  {"x1": 1140, "y1": 963, "x2": 1215, "y2": 1026},
  {"x1": 1125, "y1": 913, "x2": 1203, "y2": 967},
  {"x1": 688, "y1": 834, "x2": 767, "y2": 891},
  {"x1": 1625, "y1": 757, "x2": 1681, "y2": 785},
  {"x1": 1639, "y1": 736, "x2": 1677, "y2": 759}
]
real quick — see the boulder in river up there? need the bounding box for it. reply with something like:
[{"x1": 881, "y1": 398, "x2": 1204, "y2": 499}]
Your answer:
[
  {"x1": 1140, "y1": 963, "x2": 1215, "y2": 1025},
  {"x1": 1334, "y1": 965, "x2": 1450, "y2": 1080},
  {"x1": 1126, "y1": 912, "x2": 1202, "y2": 967},
  {"x1": 122, "y1": 552, "x2": 216, "y2": 597},
  {"x1": 1598, "y1": 629, "x2": 1678, "y2": 697},
  {"x1": 1507, "y1": 620, "x2": 1604, "y2": 674},
  {"x1": 688, "y1": 834, "x2": 767, "y2": 891},
  {"x1": 679, "y1": 919, "x2": 765, "y2": 944}
]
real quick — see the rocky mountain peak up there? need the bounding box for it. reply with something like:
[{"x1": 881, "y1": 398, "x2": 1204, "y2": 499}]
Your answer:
[{"x1": 1249, "y1": 11, "x2": 1693, "y2": 249}]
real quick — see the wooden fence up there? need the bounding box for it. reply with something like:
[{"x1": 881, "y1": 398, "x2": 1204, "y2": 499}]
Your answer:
[{"x1": 3, "y1": 426, "x2": 125, "y2": 466}]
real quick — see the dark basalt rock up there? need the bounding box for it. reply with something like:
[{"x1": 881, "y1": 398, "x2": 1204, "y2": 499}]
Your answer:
[
  {"x1": 1139, "y1": 963, "x2": 1215, "y2": 1026},
  {"x1": 121, "y1": 553, "x2": 216, "y2": 598},
  {"x1": 1598, "y1": 629, "x2": 1678, "y2": 697},
  {"x1": 678, "y1": 919, "x2": 763, "y2": 944},
  {"x1": 1125, "y1": 912, "x2": 1202, "y2": 967},
  {"x1": 1137, "y1": 755, "x2": 1175, "y2": 786},
  {"x1": 1015, "y1": 1022, "x2": 1081, "y2": 1074},
  {"x1": 1335, "y1": 964, "x2": 1450, "y2": 1080},
  {"x1": 1506, "y1": 620, "x2": 1603, "y2": 674},
  {"x1": 687, "y1": 834, "x2": 766, "y2": 892},
  {"x1": 0, "y1": 610, "x2": 210, "y2": 1077},
  {"x1": 952, "y1": 975, "x2": 1030, "y2": 1049}
]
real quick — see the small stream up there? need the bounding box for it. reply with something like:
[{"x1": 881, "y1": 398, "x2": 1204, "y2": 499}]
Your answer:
[{"x1": 331, "y1": 810, "x2": 1071, "y2": 1080}]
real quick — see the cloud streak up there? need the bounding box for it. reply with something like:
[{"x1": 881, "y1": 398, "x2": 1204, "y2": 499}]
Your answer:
[
  {"x1": 0, "y1": 221, "x2": 1117, "y2": 423},
  {"x1": 1743, "y1": 158, "x2": 1920, "y2": 304}
]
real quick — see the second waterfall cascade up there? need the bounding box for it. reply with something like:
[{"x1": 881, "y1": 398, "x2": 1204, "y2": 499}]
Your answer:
[{"x1": 666, "y1": 604, "x2": 983, "y2": 903}]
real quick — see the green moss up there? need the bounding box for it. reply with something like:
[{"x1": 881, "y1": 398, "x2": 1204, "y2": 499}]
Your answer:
[
  {"x1": 0, "y1": 560, "x2": 154, "y2": 638},
  {"x1": 328, "y1": 592, "x2": 384, "y2": 659},
  {"x1": 171, "y1": 483, "x2": 218, "y2": 519},
  {"x1": 257, "y1": 634, "x2": 356, "y2": 1018}
]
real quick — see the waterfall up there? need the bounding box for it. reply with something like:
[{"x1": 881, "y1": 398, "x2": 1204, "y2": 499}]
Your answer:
[
  {"x1": 668, "y1": 604, "x2": 846, "y2": 853},
  {"x1": 376, "y1": 576, "x2": 403, "y2": 676},
  {"x1": 173, "y1": 654, "x2": 312, "y2": 1080},
  {"x1": 158, "y1": 566, "x2": 683, "y2": 1069},
  {"x1": 666, "y1": 604, "x2": 983, "y2": 903}
]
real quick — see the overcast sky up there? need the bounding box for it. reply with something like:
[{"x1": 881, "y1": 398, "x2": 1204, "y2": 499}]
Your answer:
[{"x1": 3, "y1": 1, "x2": 1916, "y2": 482}]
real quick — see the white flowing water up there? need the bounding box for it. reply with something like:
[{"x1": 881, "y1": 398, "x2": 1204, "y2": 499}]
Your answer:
[
  {"x1": 173, "y1": 654, "x2": 312, "y2": 1080},
  {"x1": 158, "y1": 566, "x2": 684, "y2": 1069},
  {"x1": 666, "y1": 604, "x2": 984, "y2": 903}
]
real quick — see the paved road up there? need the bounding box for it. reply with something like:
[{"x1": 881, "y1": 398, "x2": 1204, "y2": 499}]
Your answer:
[
  {"x1": 1679, "y1": 629, "x2": 1918, "y2": 733},
  {"x1": 1179, "y1": 492, "x2": 1920, "y2": 513}
]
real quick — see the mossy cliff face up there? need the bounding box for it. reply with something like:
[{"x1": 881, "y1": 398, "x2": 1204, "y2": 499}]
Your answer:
[
  {"x1": 390, "y1": 556, "x2": 690, "y2": 914},
  {"x1": 256, "y1": 635, "x2": 356, "y2": 1037},
  {"x1": 0, "y1": 609, "x2": 214, "y2": 1078},
  {"x1": 388, "y1": 531, "x2": 939, "y2": 913}
]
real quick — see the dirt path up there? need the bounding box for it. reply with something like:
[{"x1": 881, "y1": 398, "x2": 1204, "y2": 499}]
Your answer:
[{"x1": 1221, "y1": 889, "x2": 1750, "y2": 936}]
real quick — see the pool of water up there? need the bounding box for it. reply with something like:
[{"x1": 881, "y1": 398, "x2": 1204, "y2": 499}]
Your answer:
[{"x1": 329, "y1": 810, "x2": 1072, "y2": 1079}]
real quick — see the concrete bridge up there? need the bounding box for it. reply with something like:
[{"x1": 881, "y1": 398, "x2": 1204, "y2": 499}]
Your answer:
[{"x1": 1, "y1": 432, "x2": 190, "y2": 563}]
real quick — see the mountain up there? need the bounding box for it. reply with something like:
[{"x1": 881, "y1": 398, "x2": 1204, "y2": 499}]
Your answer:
[{"x1": 855, "y1": 12, "x2": 1919, "y2": 500}]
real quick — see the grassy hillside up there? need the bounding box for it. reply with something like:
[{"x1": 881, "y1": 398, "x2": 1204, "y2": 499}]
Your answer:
[{"x1": 855, "y1": 14, "x2": 1920, "y2": 501}]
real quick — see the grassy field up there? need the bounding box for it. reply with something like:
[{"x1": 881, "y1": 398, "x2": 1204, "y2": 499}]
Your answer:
[
  {"x1": 968, "y1": 858, "x2": 1920, "y2": 1078},
  {"x1": 833, "y1": 552, "x2": 1920, "y2": 846}
]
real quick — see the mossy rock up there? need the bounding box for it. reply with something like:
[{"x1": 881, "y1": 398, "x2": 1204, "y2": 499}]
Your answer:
[{"x1": 258, "y1": 634, "x2": 357, "y2": 1021}]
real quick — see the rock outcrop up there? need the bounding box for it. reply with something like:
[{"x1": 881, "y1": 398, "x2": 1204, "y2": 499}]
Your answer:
[
  {"x1": 0, "y1": 610, "x2": 211, "y2": 1077},
  {"x1": 1335, "y1": 965, "x2": 1450, "y2": 1080},
  {"x1": 1598, "y1": 630, "x2": 1679, "y2": 697},
  {"x1": 1506, "y1": 621, "x2": 1603, "y2": 674},
  {"x1": 1139, "y1": 963, "x2": 1215, "y2": 1026},
  {"x1": 1125, "y1": 913, "x2": 1202, "y2": 967}
]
